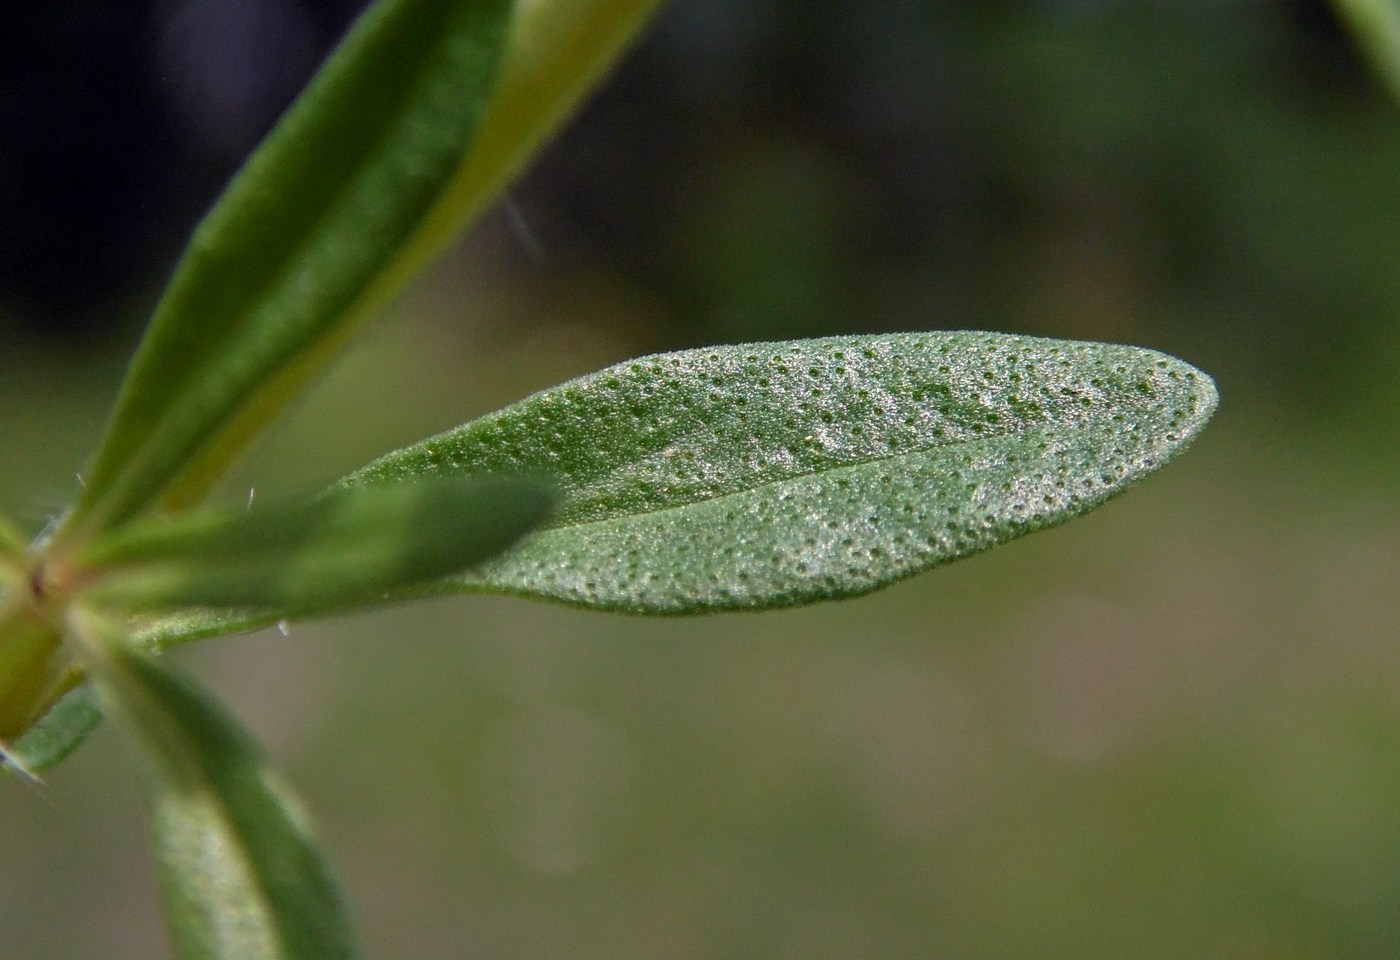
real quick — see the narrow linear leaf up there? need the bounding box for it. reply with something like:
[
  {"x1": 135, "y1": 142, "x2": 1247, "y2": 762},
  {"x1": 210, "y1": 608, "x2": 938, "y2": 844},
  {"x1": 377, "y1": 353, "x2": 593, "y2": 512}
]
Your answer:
[
  {"x1": 7, "y1": 477, "x2": 548, "y2": 765},
  {"x1": 76, "y1": 611, "x2": 357, "y2": 960},
  {"x1": 79, "y1": 477, "x2": 553, "y2": 615},
  {"x1": 403, "y1": 0, "x2": 668, "y2": 262},
  {"x1": 10, "y1": 686, "x2": 101, "y2": 773},
  {"x1": 344, "y1": 332, "x2": 1219, "y2": 613},
  {"x1": 61, "y1": 0, "x2": 513, "y2": 540},
  {"x1": 137, "y1": 610, "x2": 288, "y2": 653}
]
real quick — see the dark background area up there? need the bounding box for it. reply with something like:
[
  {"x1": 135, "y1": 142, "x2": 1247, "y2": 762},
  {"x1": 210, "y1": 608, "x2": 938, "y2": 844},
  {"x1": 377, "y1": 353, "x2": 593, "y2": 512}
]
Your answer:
[{"x1": 6, "y1": 1, "x2": 1396, "y2": 404}]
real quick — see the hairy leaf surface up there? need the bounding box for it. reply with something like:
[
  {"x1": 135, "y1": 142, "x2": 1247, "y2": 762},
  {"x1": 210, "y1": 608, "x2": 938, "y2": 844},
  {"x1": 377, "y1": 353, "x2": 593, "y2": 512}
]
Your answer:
[{"x1": 345, "y1": 332, "x2": 1218, "y2": 613}]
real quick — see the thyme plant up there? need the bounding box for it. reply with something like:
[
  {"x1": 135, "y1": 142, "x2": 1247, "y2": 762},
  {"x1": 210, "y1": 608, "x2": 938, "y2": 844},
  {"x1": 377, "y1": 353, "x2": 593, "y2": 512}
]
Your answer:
[{"x1": 0, "y1": 1, "x2": 1217, "y2": 957}]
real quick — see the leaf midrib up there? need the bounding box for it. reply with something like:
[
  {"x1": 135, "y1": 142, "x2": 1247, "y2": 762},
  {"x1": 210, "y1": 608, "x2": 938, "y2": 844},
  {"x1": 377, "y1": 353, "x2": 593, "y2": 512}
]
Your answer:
[
  {"x1": 525, "y1": 414, "x2": 1140, "y2": 536},
  {"x1": 121, "y1": 67, "x2": 458, "y2": 510}
]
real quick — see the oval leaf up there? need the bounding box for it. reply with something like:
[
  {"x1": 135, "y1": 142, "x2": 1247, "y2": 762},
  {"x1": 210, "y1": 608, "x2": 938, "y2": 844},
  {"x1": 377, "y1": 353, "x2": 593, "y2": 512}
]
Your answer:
[
  {"x1": 61, "y1": 0, "x2": 513, "y2": 539},
  {"x1": 344, "y1": 332, "x2": 1219, "y2": 613},
  {"x1": 79, "y1": 477, "x2": 553, "y2": 614},
  {"x1": 77, "y1": 612, "x2": 357, "y2": 960}
]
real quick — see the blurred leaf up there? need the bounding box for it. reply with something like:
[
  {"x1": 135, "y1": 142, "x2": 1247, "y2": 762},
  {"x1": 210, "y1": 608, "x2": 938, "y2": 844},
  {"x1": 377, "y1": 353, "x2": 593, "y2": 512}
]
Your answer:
[
  {"x1": 0, "y1": 514, "x2": 26, "y2": 563},
  {"x1": 0, "y1": 611, "x2": 71, "y2": 743},
  {"x1": 79, "y1": 477, "x2": 552, "y2": 614},
  {"x1": 9, "y1": 477, "x2": 550, "y2": 770},
  {"x1": 78, "y1": 611, "x2": 358, "y2": 960},
  {"x1": 60, "y1": 0, "x2": 513, "y2": 540},
  {"x1": 1333, "y1": 0, "x2": 1400, "y2": 105},
  {"x1": 136, "y1": 610, "x2": 285, "y2": 652},
  {"x1": 345, "y1": 332, "x2": 1218, "y2": 613},
  {"x1": 407, "y1": 0, "x2": 668, "y2": 247},
  {"x1": 10, "y1": 686, "x2": 101, "y2": 773}
]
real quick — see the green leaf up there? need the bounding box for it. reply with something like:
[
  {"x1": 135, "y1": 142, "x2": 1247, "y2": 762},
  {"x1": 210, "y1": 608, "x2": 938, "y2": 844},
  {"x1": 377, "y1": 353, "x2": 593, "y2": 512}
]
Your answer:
[
  {"x1": 0, "y1": 611, "x2": 72, "y2": 744},
  {"x1": 7, "y1": 474, "x2": 549, "y2": 770},
  {"x1": 1333, "y1": 0, "x2": 1400, "y2": 105},
  {"x1": 14, "y1": 476, "x2": 548, "y2": 766},
  {"x1": 137, "y1": 610, "x2": 286, "y2": 652},
  {"x1": 10, "y1": 687, "x2": 101, "y2": 773},
  {"x1": 76, "y1": 611, "x2": 358, "y2": 960},
  {"x1": 79, "y1": 477, "x2": 552, "y2": 614},
  {"x1": 343, "y1": 332, "x2": 1219, "y2": 613},
  {"x1": 61, "y1": 0, "x2": 514, "y2": 540},
  {"x1": 0, "y1": 514, "x2": 27, "y2": 564},
  {"x1": 409, "y1": 0, "x2": 669, "y2": 249}
]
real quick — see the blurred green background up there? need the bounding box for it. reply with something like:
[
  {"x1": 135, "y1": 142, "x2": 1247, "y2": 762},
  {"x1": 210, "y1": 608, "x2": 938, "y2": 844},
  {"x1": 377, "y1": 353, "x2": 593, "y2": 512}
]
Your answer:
[{"x1": 4, "y1": 1, "x2": 1400, "y2": 957}]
